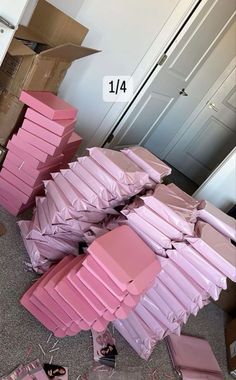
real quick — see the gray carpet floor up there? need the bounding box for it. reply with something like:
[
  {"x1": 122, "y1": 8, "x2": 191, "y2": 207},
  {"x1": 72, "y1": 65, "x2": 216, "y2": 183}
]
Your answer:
[{"x1": 0, "y1": 205, "x2": 231, "y2": 379}]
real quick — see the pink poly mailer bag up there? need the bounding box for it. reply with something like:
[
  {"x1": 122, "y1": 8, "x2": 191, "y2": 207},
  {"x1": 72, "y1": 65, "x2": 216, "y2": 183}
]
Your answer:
[
  {"x1": 122, "y1": 146, "x2": 171, "y2": 183},
  {"x1": 198, "y1": 200, "x2": 236, "y2": 242},
  {"x1": 141, "y1": 185, "x2": 195, "y2": 235},
  {"x1": 167, "y1": 183, "x2": 200, "y2": 208},
  {"x1": 123, "y1": 313, "x2": 158, "y2": 350},
  {"x1": 134, "y1": 204, "x2": 183, "y2": 241},
  {"x1": 167, "y1": 249, "x2": 221, "y2": 300},
  {"x1": 135, "y1": 304, "x2": 166, "y2": 339},
  {"x1": 88, "y1": 225, "x2": 161, "y2": 295},
  {"x1": 70, "y1": 160, "x2": 113, "y2": 203},
  {"x1": 166, "y1": 334, "x2": 224, "y2": 377},
  {"x1": 173, "y1": 242, "x2": 227, "y2": 290},
  {"x1": 123, "y1": 220, "x2": 167, "y2": 256},
  {"x1": 145, "y1": 287, "x2": 176, "y2": 323},
  {"x1": 44, "y1": 179, "x2": 73, "y2": 220},
  {"x1": 187, "y1": 221, "x2": 236, "y2": 282},
  {"x1": 180, "y1": 369, "x2": 224, "y2": 380},
  {"x1": 121, "y1": 209, "x2": 172, "y2": 249},
  {"x1": 61, "y1": 168, "x2": 107, "y2": 209},
  {"x1": 88, "y1": 147, "x2": 150, "y2": 186}
]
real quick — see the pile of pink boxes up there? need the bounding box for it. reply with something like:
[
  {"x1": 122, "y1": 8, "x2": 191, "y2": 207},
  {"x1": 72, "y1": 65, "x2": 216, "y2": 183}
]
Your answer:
[
  {"x1": 21, "y1": 226, "x2": 160, "y2": 337},
  {"x1": 0, "y1": 91, "x2": 82, "y2": 215}
]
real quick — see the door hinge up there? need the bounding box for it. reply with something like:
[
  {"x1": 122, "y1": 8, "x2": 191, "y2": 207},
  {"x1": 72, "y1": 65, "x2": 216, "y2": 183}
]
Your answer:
[
  {"x1": 157, "y1": 53, "x2": 168, "y2": 66},
  {"x1": 106, "y1": 133, "x2": 115, "y2": 144}
]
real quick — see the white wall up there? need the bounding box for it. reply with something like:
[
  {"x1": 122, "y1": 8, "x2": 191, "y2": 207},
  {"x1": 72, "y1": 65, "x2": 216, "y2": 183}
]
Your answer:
[
  {"x1": 58, "y1": 0, "x2": 181, "y2": 153},
  {"x1": 194, "y1": 148, "x2": 236, "y2": 212}
]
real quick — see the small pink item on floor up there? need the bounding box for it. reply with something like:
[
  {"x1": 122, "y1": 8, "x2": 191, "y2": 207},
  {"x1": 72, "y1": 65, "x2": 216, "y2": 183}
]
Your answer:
[
  {"x1": 187, "y1": 221, "x2": 236, "y2": 282},
  {"x1": 173, "y1": 242, "x2": 227, "y2": 290},
  {"x1": 88, "y1": 147, "x2": 150, "y2": 186},
  {"x1": 167, "y1": 249, "x2": 221, "y2": 300},
  {"x1": 166, "y1": 334, "x2": 224, "y2": 379},
  {"x1": 70, "y1": 160, "x2": 112, "y2": 203},
  {"x1": 122, "y1": 146, "x2": 171, "y2": 182},
  {"x1": 25, "y1": 107, "x2": 76, "y2": 136},
  {"x1": 88, "y1": 225, "x2": 161, "y2": 295},
  {"x1": 134, "y1": 204, "x2": 183, "y2": 241},
  {"x1": 122, "y1": 209, "x2": 172, "y2": 249},
  {"x1": 22, "y1": 119, "x2": 73, "y2": 148},
  {"x1": 197, "y1": 200, "x2": 236, "y2": 242},
  {"x1": 167, "y1": 183, "x2": 200, "y2": 208},
  {"x1": 141, "y1": 184, "x2": 196, "y2": 235},
  {"x1": 20, "y1": 91, "x2": 78, "y2": 120}
]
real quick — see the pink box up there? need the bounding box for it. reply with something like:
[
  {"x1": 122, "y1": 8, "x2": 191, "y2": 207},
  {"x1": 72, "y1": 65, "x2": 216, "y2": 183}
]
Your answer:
[
  {"x1": 25, "y1": 107, "x2": 76, "y2": 136},
  {"x1": 10, "y1": 134, "x2": 51, "y2": 163},
  {"x1": 0, "y1": 168, "x2": 43, "y2": 197},
  {"x1": 18, "y1": 128, "x2": 61, "y2": 156},
  {"x1": 0, "y1": 191, "x2": 23, "y2": 215},
  {"x1": 20, "y1": 91, "x2": 78, "y2": 120},
  {"x1": 0, "y1": 176, "x2": 30, "y2": 204},
  {"x1": 22, "y1": 119, "x2": 73, "y2": 148},
  {"x1": 65, "y1": 132, "x2": 82, "y2": 149},
  {"x1": 6, "y1": 139, "x2": 63, "y2": 169}
]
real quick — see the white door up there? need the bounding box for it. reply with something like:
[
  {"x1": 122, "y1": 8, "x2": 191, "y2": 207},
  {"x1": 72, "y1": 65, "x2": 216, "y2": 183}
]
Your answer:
[
  {"x1": 0, "y1": 0, "x2": 30, "y2": 66},
  {"x1": 166, "y1": 64, "x2": 236, "y2": 185},
  {"x1": 108, "y1": 0, "x2": 236, "y2": 168}
]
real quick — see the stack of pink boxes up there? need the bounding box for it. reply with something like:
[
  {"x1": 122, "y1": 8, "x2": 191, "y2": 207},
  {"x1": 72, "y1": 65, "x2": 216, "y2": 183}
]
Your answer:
[
  {"x1": 0, "y1": 91, "x2": 82, "y2": 215},
  {"x1": 21, "y1": 226, "x2": 160, "y2": 337}
]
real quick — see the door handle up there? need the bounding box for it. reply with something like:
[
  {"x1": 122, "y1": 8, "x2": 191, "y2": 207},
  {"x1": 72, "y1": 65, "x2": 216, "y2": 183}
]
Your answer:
[
  {"x1": 178, "y1": 88, "x2": 188, "y2": 96},
  {"x1": 0, "y1": 16, "x2": 15, "y2": 30},
  {"x1": 208, "y1": 102, "x2": 218, "y2": 112}
]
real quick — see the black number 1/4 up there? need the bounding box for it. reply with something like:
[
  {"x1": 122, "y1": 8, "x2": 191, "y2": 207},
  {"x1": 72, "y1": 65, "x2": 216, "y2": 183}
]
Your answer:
[{"x1": 109, "y1": 79, "x2": 127, "y2": 94}]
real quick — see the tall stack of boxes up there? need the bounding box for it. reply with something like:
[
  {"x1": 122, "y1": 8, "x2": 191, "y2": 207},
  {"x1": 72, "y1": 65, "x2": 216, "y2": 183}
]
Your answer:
[
  {"x1": 0, "y1": 0, "x2": 97, "y2": 150},
  {"x1": 0, "y1": 91, "x2": 82, "y2": 215}
]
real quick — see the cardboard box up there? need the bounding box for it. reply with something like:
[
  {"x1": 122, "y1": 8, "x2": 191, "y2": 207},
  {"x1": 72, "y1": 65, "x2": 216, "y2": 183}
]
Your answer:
[
  {"x1": 214, "y1": 279, "x2": 236, "y2": 315},
  {"x1": 225, "y1": 319, "x2": 236, "y2": 378},
  {"x1": 0, "y1": 0, "x2": 98, "y2": 97}
]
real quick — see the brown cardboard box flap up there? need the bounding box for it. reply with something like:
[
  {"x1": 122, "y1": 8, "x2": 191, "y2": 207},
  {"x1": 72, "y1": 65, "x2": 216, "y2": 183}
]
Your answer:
[
  {"x1": 15, "y1": 25, "x2": 46, "y2": 45},
  {"x1": 28, "y1": 0, "x2": 88, "y2": 47},
  {"x1": 8, "y1": 39, "x2": 36, "y2": 57},
  {"x1": 225, "y1": 319, "x2": 236, "y2": 376},
  {"x1": 39, "y1": 44, "x2": 99, "y2": 60}
]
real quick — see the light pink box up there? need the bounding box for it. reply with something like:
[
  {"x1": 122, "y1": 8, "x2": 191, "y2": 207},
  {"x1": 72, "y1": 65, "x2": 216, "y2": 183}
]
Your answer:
[
  {"x1": 9, "y1": 134, "x2": 51, "y2": 163},
  {"x1": 6, "y1": 139, "x2": 63, "y2": 169},
  {"x1": 22, "y1": 119, "x2": 73, "y2": 148},
  {"x1": 0, "y1": 168, "x2": 43, "y2": 197},
  {"x1": 25, "y1": 107, "x2": 76, "y2": 136},
  {"x1": 0, "y1": 176, "x2": 30, "y2": 204},
  {"x1": 65, "y1": 131, "x2": 82, "y2": 149},
  {"x1": 19, "y1": 128, "x2": 61, "y2": 156},
  {"x1": 0, "y1": 191, "x2": 23, "y2": 215},
  {"x1": 20, "y1": 91, "x2": 78, "y2": 120}
]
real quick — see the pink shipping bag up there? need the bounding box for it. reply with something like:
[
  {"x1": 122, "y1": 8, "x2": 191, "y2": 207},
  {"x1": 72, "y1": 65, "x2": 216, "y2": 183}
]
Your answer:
[
  {"x1": 88, "y1": 225, "x2": 160, "y2": 295},
  {"x1": 167, "y1": 183, "x2": 200, "y2": 208},
  {"x1": 173, "y1": 242, "x2": 227, "y2": 290},
  {"x1": 134, "y1": 204, "x2": 183, "y2": 241},
  {"x1": 88, "y1": 147, "x2": 150, "y2": 186},
  {"x1": 141, "y1": 184, "x2": 196, "y2": 235},
  {"x1": 166, "y1": 334, "x2": 224, "y2": 379},
  {"x1": 25, "y1": 107, "x2": 76, "y2": 136},
  {"x1": 187, "y1": 221, "x2": 236, "y2": 282},
  {"x1": 197, "y1": 200, "x2": 236, "y2": 242},
  {"x1": 44, "y1": 179, "x2": 73, "y2": 220},
  {"x1": 122, "y1": 146, "x2": 171, "y2": 182},
  {"x1": 121, "y1": 209, "x2": 172, "y2": 249},
  {"x1": 167, "y1": 249, "x2": 222, "y2": 300},
  {"x1": 20, "y1": 91, "x2": 78, "y2": 120}
]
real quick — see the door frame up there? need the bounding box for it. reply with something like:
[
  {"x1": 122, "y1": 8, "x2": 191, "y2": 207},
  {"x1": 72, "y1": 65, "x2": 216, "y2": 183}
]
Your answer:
[
  {"x1": 161, "y1": 56, "x2": 236, "y2": 160},
  {"x1": 88, "y1": 0, "x2": 204, "y2": 149}
]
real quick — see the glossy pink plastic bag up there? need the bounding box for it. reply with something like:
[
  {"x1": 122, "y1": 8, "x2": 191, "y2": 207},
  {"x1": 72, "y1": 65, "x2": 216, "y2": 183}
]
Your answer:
[{"x1": 122, "y1": 146, "x2": 171, "y2": 182}]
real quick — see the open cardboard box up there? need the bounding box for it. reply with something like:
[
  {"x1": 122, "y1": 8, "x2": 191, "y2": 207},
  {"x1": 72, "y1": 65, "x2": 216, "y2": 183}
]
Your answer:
[{"x1": 0, "y1": 0, "x2": 98, "y2": 145}]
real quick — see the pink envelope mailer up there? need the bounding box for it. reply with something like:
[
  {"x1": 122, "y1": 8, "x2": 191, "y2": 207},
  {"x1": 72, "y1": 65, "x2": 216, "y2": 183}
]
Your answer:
[
  {"x1": 122, "y1": 146, "x2": 171, "y2": 183},
  {"x1": 88, "y1": 147, "x2": 150, "y2": 186},
  {"x1": 134, "y1": 205, "x2": 183, "y2": 241},
  {"x1": 30, "y1": 197, "x2": 53, "y2": 236},
  {"x1": 145, "y1": 287, "x2": 176, "y2": 323},
  {"x1": 70, "y1": 160, "x2": 112, "y2": 203},
  {"x1": 135, "y1": 303, "x2": 166, "y2": 339},
  {"x1": 44, "y1": 180, "x2": 73, "y2": 220},
  {"x1": 22, "y1": 118, "x2": 73, "y2": 148},
  {"x1": 78, "y1": 156, "x2": 130, "y2": 199},
  {"x1": 141, "y1": 185, "x2": 196, "y2": 235},
  {"x1": 167, "y1": 249, "x2": 221, "y2": 301},
  {"x1": 158, "y1": 259, "x2": 205, "y2": 309},
  {"x1": 20, "y1": 91, "x2": 78, "y2": 120},
  {"x1": 187, "y1": 221, "x2": 236, "y2": 282},
  {"x1": 173, "y1": 242, "x2": 227, "y2": 290},
  {"x1": 180, "y1": 369, "x2": 224, "y2": 380},
  {"x1": 88, "y1": 225, "x2": 161, "y2": 294},
  {"x1": 166, "y1": 334, "x2": 224, "y2": 378},
  {"x1": 25, "y1": 107, "x2": 76, "y2": 136},
  {"x1": 61, "y1": 169, "x2": 106, "y2": 209},
  {"x1": 198, "y1": 200, "x2": 236, "y2": 242},
  {"x1": 123, "y1": 220, "x2": 167, "y2": 257},
  {"x1": 122, "y1": 209, "x2": 172, "y2": 249},
  {"x1": 167, "y1": 183, "x2": 200, "y2": 208}
]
